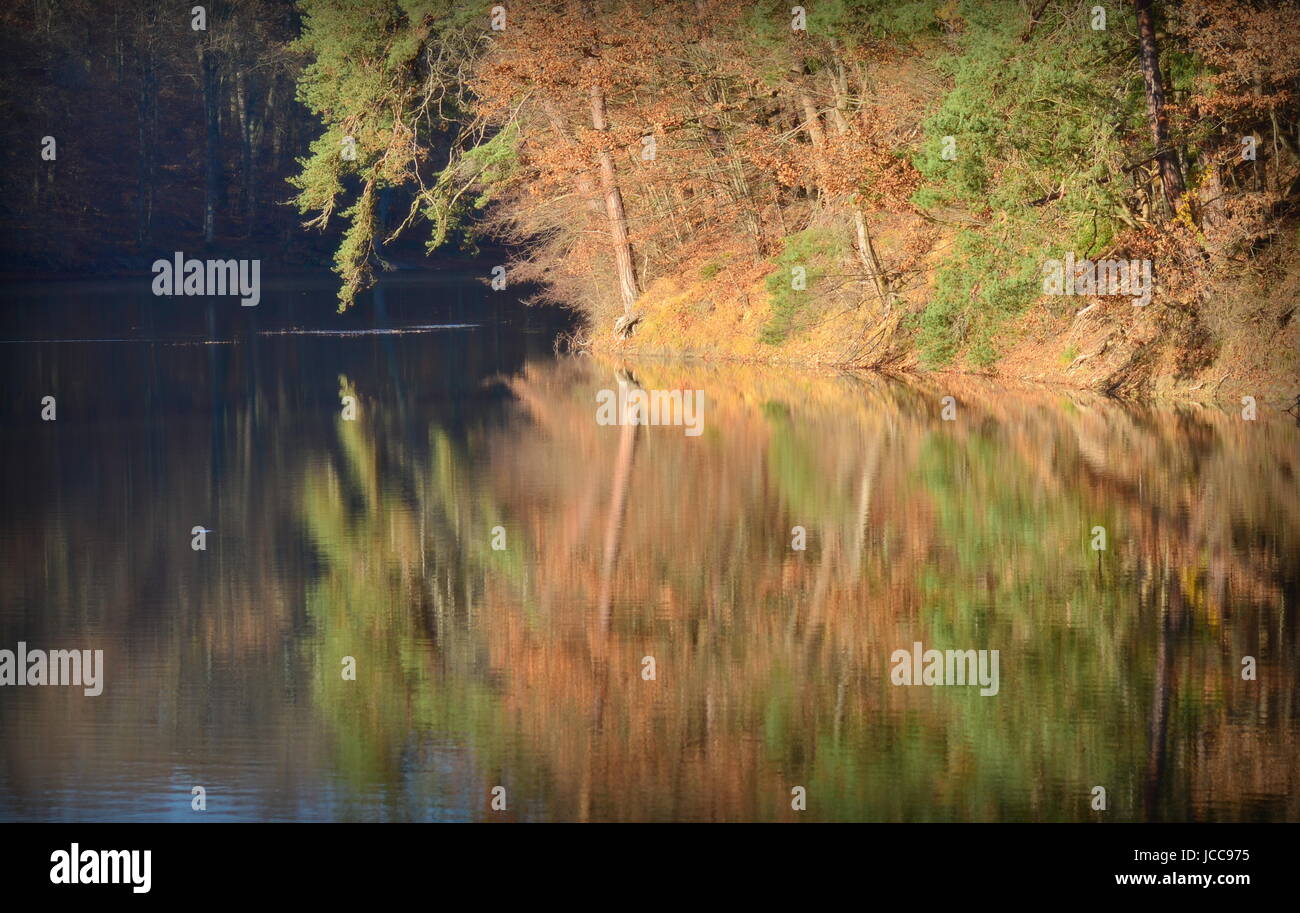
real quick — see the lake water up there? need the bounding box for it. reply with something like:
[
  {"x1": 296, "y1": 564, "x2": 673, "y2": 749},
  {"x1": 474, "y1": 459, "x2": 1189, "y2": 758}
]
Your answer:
[{"x1": 1, "y1": 273, "x2": 1296, "y2": 822}]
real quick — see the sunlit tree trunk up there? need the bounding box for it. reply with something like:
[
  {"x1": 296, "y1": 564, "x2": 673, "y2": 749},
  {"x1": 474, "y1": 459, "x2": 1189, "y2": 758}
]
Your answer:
[
  {"x1": 853, "y1": 209, "x2": 892, "y2": 310},
  {"x1": 589, "y1": 85, "x2": 640, "y2": 320},
  {"x1": 817, "y1": 74, "x2": 893, "y2": 311}
]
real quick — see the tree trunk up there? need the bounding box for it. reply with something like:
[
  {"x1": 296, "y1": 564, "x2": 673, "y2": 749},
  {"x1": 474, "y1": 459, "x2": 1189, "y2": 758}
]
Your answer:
[
  {"x1": 201, "y1": 44, "x2": 221, "y2": 244},
  {"x1": 853, "y1": 208, "x2": 893, "y2": 310},
  {"x1": 135, "y1": 44, "x2": 157, "y2": 246},
  {"x1": 1134, "y1": 0, "x2": 1185, "y2": 217},
  {"x1": 822, "y1": 75, "x2": 894, "y2": 312},
  {"x1": 236, "y1": 70, "x2": 255, "y2": 236},
  {"x1": 589, "y1": 85, "x2": 640, "y2": 318},
  {"x1": 797, "y1": 87, "x2": 826, "y2": 151},
  {"x1": 797, "y1": 84, "x2": 827, "y2": 198}
]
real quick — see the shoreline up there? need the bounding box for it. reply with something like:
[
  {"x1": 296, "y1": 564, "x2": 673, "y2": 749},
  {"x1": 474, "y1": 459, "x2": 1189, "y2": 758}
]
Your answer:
[{"x1": 588, "y1": 337, "x2": 1298, "y2": 411}]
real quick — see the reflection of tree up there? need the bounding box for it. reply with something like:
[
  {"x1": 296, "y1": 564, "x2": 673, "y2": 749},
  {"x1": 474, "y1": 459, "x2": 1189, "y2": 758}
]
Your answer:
[
  {"x1": 597, "y1": 371, "x2": 641, "y2": 634},
  {"x1": 7, "y1": 350, "x2": 1294, "y2": 821},
  {"x1": 1144, "y1": 571, "x2": 1183, "y2": 821},
  {"x1": 0, "y1": 329, "x2": 548, "y2": 817},
  {"x1": 458, "y1": 363, "x2": 1297, "y2": 821},
  {"x1": 297, "y1": 394, "x2": 538, "y2": 812}
]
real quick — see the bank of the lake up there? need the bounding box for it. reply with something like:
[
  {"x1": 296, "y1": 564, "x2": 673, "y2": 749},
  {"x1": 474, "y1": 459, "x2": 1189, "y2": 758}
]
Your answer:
[{"x1": 592, "y1": 230, "x2": 1300, "y2": 410}]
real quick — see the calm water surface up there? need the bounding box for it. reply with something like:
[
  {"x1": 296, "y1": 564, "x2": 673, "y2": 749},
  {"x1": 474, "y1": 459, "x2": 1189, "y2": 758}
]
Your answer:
[{"x1": 1, "y1": 274, "x2": 1296, "y2": 821}]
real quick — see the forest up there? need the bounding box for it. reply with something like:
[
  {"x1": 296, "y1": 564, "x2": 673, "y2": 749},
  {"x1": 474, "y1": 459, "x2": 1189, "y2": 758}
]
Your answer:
[{"x1": 3, "y1": 0, "x2": 1298, "y2": 398}]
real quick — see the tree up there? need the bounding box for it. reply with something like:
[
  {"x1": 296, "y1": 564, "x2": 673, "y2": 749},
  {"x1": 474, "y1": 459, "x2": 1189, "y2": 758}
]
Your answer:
[
  {"x1": 589, "y1": 83, "x2": 640, "y2": 325},
  {"x1": 1134, "y1": 0, "x2": 1186, "y2": 217},
  {"x1": 290, "y1": 0, "x2": 485, "y2": 309}
]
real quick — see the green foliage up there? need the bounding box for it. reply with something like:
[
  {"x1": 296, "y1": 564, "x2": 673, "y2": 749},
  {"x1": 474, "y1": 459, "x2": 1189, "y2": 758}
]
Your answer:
[
  {"x1": 915, "y1": 228, "x2": 1039, "y2": 366},
  {"x1": 914, "y1": 3, "x2": 1138, "y2": 208},
  {"x1": 762, "y1": 401, "x2": 848, "y2": 521},
  {"x1": 290, "y1": 0, "x2": 487, "y2": 310},
  {"x1": 907, "y1": 0, "x2": 1143, "y2": 365},
  {"x1": 462, "y1": 125, "x2": 521, "y2": 210},
  {"x1": 760, "y1": 228, "x2": 841, "y2": 345},
  {"x1": 420, "y1": 124, "x2": 522, "y2": 254},
  {"x1": 857, "y1": 0, "x2": 949, "y2": 38},
  {"x1": 743, "y1": 0, "x2": 849, "y2": 45}
]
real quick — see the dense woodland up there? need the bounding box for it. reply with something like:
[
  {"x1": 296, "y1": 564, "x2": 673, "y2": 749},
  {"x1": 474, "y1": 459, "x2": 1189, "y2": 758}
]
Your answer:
[
  {"x1": 3, "y1": 0, "x2": 1298, "y2": 388},
  {"x1": 284, "y1": 0, "x2": 1300, "y2": 384},
  {"x1": 0, "y1": 0, "x2": 324, "y2": 268}
]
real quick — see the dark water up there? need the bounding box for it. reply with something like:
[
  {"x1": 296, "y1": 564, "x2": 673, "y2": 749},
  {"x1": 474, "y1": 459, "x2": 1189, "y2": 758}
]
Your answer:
[{"x1": 1, "y1": 274, "x2": 1296, "y2": 822}]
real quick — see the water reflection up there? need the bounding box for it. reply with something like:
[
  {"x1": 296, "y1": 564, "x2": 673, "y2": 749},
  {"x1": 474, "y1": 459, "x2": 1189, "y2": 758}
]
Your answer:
[{"x1": 1, "y1": 306, "x2": 1296, "y2": 821}]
